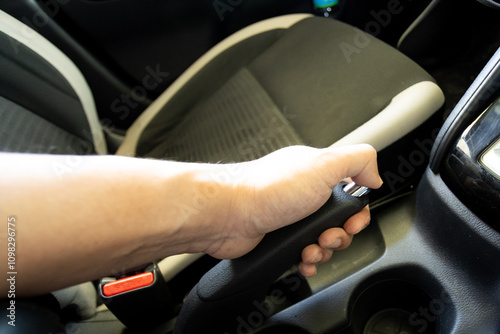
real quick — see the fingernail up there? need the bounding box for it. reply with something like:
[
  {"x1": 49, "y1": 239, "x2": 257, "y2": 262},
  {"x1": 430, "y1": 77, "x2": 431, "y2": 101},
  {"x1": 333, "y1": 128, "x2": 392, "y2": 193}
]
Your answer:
[{"x1": 329, "y1": 238, "x2": 342, "y2": 249}]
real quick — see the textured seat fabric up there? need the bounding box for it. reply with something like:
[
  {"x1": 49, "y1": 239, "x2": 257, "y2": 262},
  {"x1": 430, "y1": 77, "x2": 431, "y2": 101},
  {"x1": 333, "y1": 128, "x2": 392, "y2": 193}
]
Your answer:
[
  {"x1": 0, "y1": 12, "x2": 442, "y2": 163},
  {"x1": 133, "y1": 16, "x2": 439, "y2": 163},
  {"x1": 0, "y1": 13, "x2": 105, "y2": 155},
  {"x1": 144, "y1": 68, "x2": 304, "y2": 162},
  {"x1": 0, "y1": 96, "x2": 93, "y2": 155}
]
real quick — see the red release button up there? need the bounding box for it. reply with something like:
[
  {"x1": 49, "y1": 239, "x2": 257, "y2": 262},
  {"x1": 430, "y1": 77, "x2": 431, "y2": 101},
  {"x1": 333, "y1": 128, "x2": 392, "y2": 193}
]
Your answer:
[{"x1": 102, "y1": 272, "x2": 154, "y2": 297}]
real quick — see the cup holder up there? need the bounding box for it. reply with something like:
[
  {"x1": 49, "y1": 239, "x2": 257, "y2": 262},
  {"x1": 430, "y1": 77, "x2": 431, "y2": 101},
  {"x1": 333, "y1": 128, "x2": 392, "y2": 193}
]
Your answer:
[
  {"x1": 363, "y1": 308, "x2": 424, "y2": 334},
  {"x1": 345, "y1": 280, "x2": 439, "y2": 334}
]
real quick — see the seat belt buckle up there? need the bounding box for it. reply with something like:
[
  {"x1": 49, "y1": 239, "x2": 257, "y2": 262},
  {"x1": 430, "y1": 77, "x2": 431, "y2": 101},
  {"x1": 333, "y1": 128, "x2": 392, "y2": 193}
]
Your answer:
[{"x1": 98, "y1": 262, "x2": 174, "y2": 329}]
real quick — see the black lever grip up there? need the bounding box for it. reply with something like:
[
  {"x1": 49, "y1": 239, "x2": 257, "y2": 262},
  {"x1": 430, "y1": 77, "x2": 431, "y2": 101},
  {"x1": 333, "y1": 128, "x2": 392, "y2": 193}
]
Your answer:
[{"x1": 174, "y1": 182, "x2": 370, "y2": 334}]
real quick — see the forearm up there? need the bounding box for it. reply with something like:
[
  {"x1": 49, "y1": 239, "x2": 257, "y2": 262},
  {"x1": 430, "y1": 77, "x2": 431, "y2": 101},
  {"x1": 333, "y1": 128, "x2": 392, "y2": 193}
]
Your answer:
[{"x1": 0, "y1": 153, "x2": 230, "y2": 296}]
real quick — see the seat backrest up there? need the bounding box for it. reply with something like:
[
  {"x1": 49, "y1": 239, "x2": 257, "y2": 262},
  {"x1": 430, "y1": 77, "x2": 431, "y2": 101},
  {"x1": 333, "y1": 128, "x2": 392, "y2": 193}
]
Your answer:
[{"x1": 0, "y1": 9, "x2": 106, "y2": 155}]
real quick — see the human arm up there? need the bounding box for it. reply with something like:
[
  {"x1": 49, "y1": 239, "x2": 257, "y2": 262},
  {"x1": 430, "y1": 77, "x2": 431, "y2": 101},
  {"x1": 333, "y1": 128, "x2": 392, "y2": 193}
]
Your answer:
[{"x1": 0, "y1": 144, "x2": 381, "y2": 296}]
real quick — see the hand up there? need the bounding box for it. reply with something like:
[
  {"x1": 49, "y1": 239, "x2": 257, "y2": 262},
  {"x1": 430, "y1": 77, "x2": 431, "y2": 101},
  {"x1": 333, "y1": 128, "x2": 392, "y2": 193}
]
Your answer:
[{"x1": 203, "y1": 144, "x2": 383, "y2": 276}]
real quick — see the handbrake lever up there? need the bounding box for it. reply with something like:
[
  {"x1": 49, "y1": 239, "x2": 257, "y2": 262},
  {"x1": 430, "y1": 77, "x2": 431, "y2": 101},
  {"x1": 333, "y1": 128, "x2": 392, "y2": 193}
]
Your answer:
[{"x1": 174, "y1": 182, "x2": 371, "y2": 334}]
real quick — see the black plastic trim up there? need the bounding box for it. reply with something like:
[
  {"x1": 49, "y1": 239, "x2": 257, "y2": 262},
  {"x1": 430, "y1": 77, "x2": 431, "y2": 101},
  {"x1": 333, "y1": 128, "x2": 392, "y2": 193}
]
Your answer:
[
  {"x1": 476, "y1": 0, "x2": 500, "y2": 10},
  {"x1": 429, "y1": 47, "x2": 500, "y2": 172},
  {"x1": 441, "y1": 97, "x2": 500, "y2": 227}
]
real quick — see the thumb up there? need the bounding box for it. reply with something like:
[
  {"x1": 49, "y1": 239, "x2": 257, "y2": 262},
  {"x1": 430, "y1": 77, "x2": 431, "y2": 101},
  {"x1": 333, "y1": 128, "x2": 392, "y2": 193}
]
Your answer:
[{"x1": 320, "y1": 144, "x2": 383, "y2": 190}]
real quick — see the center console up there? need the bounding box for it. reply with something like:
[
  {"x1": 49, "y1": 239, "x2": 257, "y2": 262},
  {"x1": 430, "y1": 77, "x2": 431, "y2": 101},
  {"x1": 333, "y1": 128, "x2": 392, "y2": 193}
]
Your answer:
[{"x1": 252, "y1": 46, "x2": 500, "y2": 334}]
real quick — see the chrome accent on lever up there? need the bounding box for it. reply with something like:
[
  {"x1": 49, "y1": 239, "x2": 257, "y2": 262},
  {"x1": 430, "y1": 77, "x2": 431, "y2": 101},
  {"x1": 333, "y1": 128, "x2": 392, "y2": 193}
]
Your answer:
[{"x1": 343, "y1": 182, "x2": 371, "y2": 197}]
